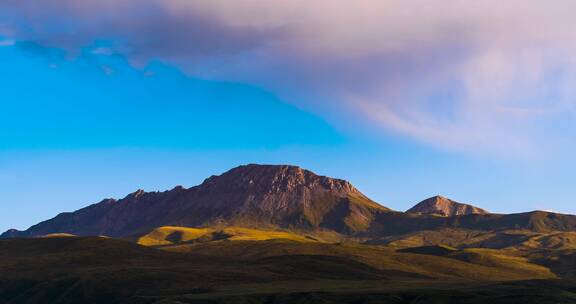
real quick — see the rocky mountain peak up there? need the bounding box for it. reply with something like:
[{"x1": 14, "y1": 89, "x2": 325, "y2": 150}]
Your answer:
[
  {"x1": 200, "y1": 164, "x2": 358, "y2": 195},
  {"x1": 1, "y1": 164, "x2": 386, "y2": 238},
  {"x1": 125, "y1": 189, "x2": 146, "y2": 199},
  {"x1": 406, "y1": 195, "x2": 488, "y2": 217}
]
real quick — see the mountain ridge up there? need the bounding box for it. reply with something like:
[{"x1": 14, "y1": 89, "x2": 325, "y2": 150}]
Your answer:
[
  {"x1": 4, "y1": 164, "x2": 576, "y2": 240},
  {"x1": 2, "y1": 164, "x2": 389, "y2": 238}
]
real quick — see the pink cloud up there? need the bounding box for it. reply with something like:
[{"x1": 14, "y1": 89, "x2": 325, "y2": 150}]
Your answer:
[{"x1": 2, "y1": 0, "x2": 576, "y2": 156}]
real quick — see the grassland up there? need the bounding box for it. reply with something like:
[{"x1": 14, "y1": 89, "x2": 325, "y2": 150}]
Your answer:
[
  {"x1": 137, "y1": 226, "x2": 560, "y2": 281},
  {"x1": 2, "y1": 226, "x2": 576, "y2": 303}
]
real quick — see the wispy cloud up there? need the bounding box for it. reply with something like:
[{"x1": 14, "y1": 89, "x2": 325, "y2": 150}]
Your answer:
[
  {"x1": 2, "y1": 0, "x2": 576, "y2": 156},
  {"x1": 0, "y1": 39, "x2": 14, "y2": 47}
]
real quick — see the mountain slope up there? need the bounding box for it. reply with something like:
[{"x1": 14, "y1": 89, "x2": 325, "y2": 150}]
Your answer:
[
  {"x1": 366, "y1": 210, "x2": 576, "y2": 238},
  {"x1": 407, "y1": 195, "x2": 488, "y2": 216},
  {"x1": 2, "y1": 164, "x2": 389, "y2": 238}
]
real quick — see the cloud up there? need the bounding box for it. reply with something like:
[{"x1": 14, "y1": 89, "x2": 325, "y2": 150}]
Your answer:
[
  {"x1": 0, "y1": 39, "x2": 15, "y2": 47},
  {"x1": 1, "y1": 0, "x2": 576, "y2": 156}
]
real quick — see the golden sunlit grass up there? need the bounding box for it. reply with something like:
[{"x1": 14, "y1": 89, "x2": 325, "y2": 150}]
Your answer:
[
  {"x1": 448, "y1": 248, "x2": 555, "y2": 278},
  {"x1": 137, "y1": 226, "x2": 316, "y2": 246},
  {"x1": 137, "y1": 226, "x2": 211, "y2": 246},
  {"x1": 221, "y1": 227, "x2": 316, "y2": 242},
  {"x1": 518, "y1": 232, "x2": 576, "y2": 250}
]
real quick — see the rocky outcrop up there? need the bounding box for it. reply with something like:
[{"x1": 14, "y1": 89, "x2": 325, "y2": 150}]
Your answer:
[{"x1": 406, "y1": 195, "x2": 488, "y2": 216}]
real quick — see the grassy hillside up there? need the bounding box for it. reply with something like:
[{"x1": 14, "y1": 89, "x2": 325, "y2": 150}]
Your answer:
[
  {"x1": 371, "y1": 228, "x2": 576, "y2": 251},
  {"x1": 138, "y1": 225, "x2": 558, "y2": 281},
  {"x1": 160, "y1": 240, "x2": 555, "y2": 282},
  {"x1": 137, "y1": 226, "x2": 319, "y2": 246},
  {"x1": 366, "y1": 211, "x2": 576, "y2": 237},
  {"x1": 0, "y1": 234, "x2": 573, "y2": 303}
]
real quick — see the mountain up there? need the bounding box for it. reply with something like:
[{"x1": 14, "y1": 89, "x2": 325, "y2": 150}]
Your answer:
[
  {"x1": 5, "y1": 165, "x2": 576, "y2": 241},
  {"x1": 6, "y1": 166, "x2": 576, "y2": 303},
  {"x1": 2, "y1": 164, "x2": 389, "y2": 238},
  {"x1": 406, "y1": 195, "x2": 489, "y2": 216}
]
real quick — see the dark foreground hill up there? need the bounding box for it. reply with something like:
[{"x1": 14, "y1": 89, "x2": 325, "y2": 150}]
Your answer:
[{"x1": 2, "y1": 235, "x2": 576, "y2": 304}]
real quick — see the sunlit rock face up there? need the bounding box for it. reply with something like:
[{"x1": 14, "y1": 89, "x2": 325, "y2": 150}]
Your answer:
[{"x1": 407, "y1": 195, "x2": 489, "y2": 217}]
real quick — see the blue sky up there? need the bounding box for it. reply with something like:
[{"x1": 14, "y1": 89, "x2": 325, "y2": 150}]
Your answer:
[{"x1": 1, "y1": 1, "x2": 576, "y2": 232}]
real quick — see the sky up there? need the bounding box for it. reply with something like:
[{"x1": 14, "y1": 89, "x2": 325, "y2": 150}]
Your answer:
[{"x1": 1, "y1": 1, "x2": 576, "y2": 232}]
